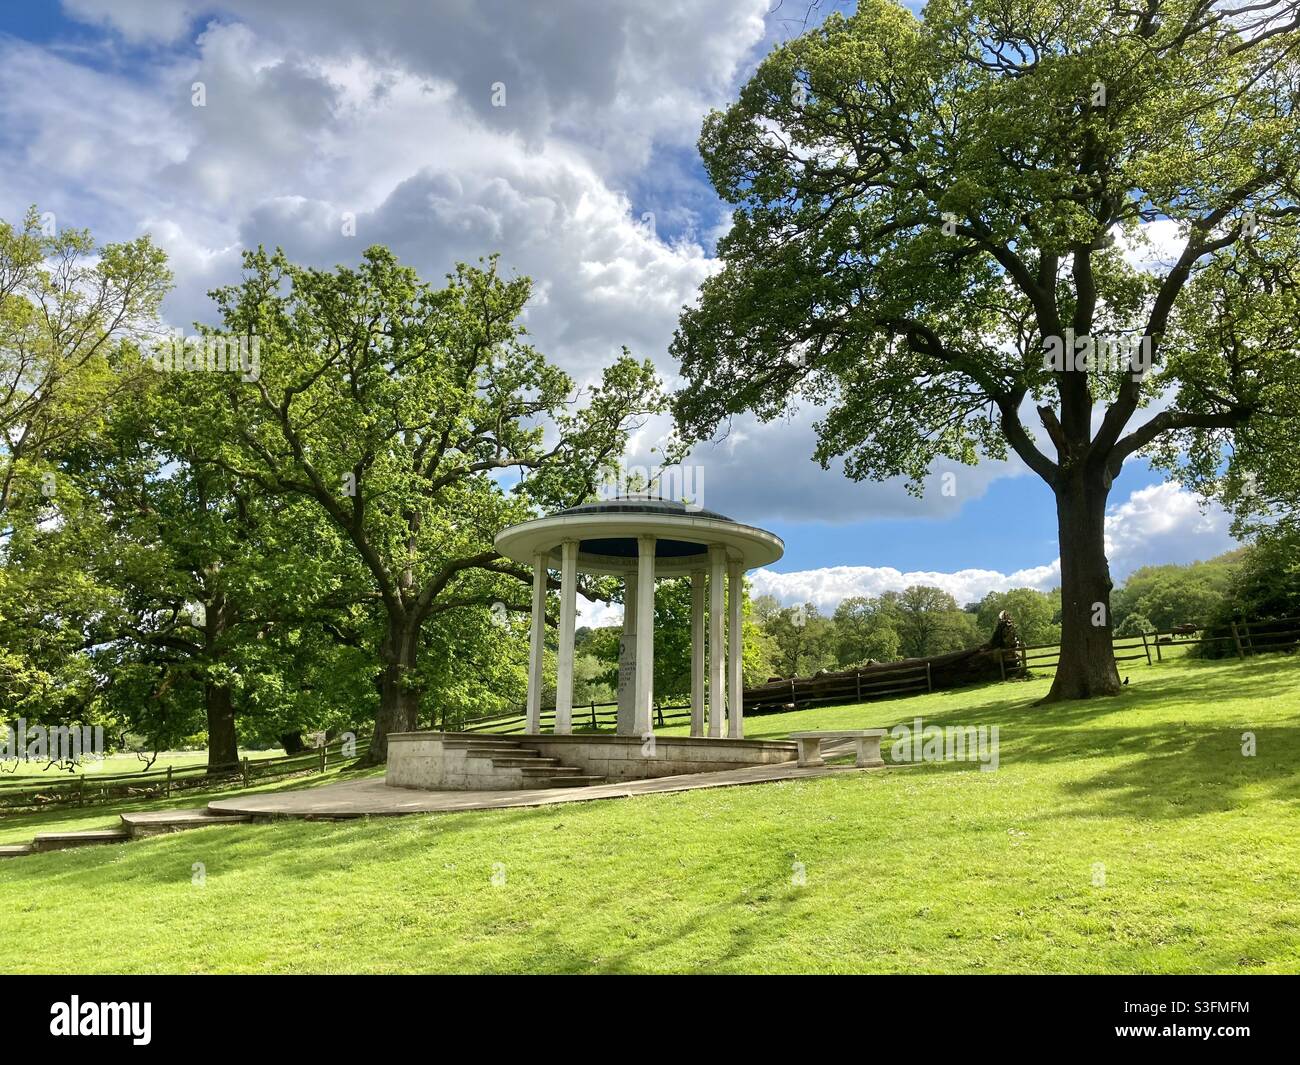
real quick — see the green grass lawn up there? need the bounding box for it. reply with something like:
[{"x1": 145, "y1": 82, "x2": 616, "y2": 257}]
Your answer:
[{"x1": 1, "y1": 653, "x2": 1297, "y2": 974}]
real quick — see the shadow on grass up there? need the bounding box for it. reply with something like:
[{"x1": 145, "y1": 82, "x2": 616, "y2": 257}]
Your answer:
[
  {"x1": 0, "y1": 763, "x2": 387, "y2": 845},
  {"x1": 10, "y1": 656, "x2": 1296, "y2": 897},
  {"x1": 1, "y1": 800, "x2": 579, "y2": 891},
  {"x1": 742, "y1": 654, "x2": 1300, "y2": 824},
  {"x1": 985, "y1": 658, "x2": 1299, "y2": 821}
]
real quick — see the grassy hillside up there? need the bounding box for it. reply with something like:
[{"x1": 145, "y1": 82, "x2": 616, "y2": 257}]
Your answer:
[{"x1": 1, "y1": 654, "x2": 1297, "y2": 974}]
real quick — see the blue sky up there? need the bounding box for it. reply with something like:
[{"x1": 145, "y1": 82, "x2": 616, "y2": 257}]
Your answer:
[{"x1": 0, "y1": 1, "x2": 1239, "y2": 621}]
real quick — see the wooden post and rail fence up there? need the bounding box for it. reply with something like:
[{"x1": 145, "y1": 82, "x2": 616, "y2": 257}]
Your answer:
[
  {"x1": 0, "y1": 735, "x2": 370, "y2": 814},
  {"x1": 5, "y1": 616, "x2": 1293, "y2": 810},
  {"x1": 456, "y1": 611, "x2": 1298, "y2": 736}
]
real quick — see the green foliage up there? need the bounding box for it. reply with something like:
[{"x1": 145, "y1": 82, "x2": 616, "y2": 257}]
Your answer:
[
  {"x1": 0, "y1": 478, "x2": 120, "y2": 729},
  {"x1": 885, "y1": 587, "x2": 973, "y2": 658},
  {"x1": 1, "y1": 206, "x2": 169, "y2": 518},
  {"x1": 831, "y1": 596, "x2": 902, "y2": 666},
  {"x1": 670, "y1": 0, "x2": 1300, "y2": 696},
  {"x1": 753, "y1": 583, "x2": 988, "y2": 677},
  {"x1": 1, "y1": 208, "x2": 170, "y2": 738},
  {"x1": 580, "y1": 577, "x2": 776, "y2": 707},
  {"x1": 180, "y1": 245, "x2": 667, "y2": 751},
  {"x1": 1199, "y1": 530, "x2": 1300, "y2": 658},
  {"x1": 421, "y1": 607, "x2": 531, "y2": 730},
  {"x1": 675, "y1": 1, "x2": 1299, "y2": 485},
  {"x1": 1113, "y1": 613, "x2": 1154, "y2": 639},
  {"x1": 973, "y1": 588, "x2": 1061, "y2": 647},
  {"x1": 752, "y1": 597, "x2": 837, "y2": 677},
  {"x1": 1221, "y1": 532, "x2": 1300, "y2": 621},
  {"x1": 1152, "y1": 226, "x2": 1300, "y2": 537},
  {"x1": 0, "y1": 218, "x2": 666, "y2": 762},
  {"x1": 1111, "y1": 553, "x2": 1240, "y2": 633}
]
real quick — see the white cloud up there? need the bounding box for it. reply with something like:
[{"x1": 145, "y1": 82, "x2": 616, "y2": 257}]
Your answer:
[
  {"x1": 61, "y1": 0, "x2": 772, "y2": 172},
  {"x1": 1116, "y1": 217, "x2": 1187, "y2": 272},
  {"x1": 744, "y1": 482, "x2": 1237, "y2": 616},
  {"x1": 577, "y1": 594, "x2": 624, "y2": 630},
  {"x1": 1, "y1": 3, "x2": 1044, "y2": 530},
  {"x1": 5, "y1": 3, "x2": 1231, "y2": 560},
  {"x1": 750, "y1": 560, "x2": 1061, "y2": 613},
  {"x1": 1104, "y1": 481, "x2": 1235, "y2": 570}
]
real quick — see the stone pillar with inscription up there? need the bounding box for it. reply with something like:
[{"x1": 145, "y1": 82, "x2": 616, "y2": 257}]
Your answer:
[{"x1": 616, "y1": 572, "x2": 638, "y2": 735}]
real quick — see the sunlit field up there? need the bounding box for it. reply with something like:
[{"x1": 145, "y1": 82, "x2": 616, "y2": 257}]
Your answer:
[{"x1": 2, "y1": 653, "x2": 1296, "y2": 975}]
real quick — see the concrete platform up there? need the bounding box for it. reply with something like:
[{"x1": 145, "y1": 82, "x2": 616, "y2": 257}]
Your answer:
[
  {"x1": 209, "y1": 757, "x2": 878, "y2": 819},
  {"x1": 387, "y1": 730, "x2": 800, "y2": 791}
]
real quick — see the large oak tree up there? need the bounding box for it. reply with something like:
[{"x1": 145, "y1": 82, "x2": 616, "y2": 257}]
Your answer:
[
  {"x1": 672, "y1": 0, "x2": 1300, "y2": 699},
  {"x1": 0, "y1": 208, "x2": 168, "y2": 519},
  {"x1": 193, "y1": 248, "x2": 664, "y2": 761}
]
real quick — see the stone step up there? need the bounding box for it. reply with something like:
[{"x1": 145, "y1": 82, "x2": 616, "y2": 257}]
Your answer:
[
  {"x1": 120, "y1": 809, "x2": 253, "y2": 838},
  {"x1": 0, "y1": 843, "x2": 34, "y2": 859},
  {"x1": 32, "y1": 829, "x2": 131, "y2": 852},
  {"x1": 444, "y1": 736, "x2": 521, "y2": 749},
  {"x1": 490, "y1": 756, "x2": 561, "y2": 768},
  {"x1": 518, "y1": 764, "x2": 583, "y2": 777},
  {"x1": 466, "y1": 747, "x2": 541, "y2": 761},
  {"x1": 546, "y1": 775, "x2": 607, "y2": 788}
]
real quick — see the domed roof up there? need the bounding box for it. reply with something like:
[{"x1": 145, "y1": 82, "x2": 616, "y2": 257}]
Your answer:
[
  {"x1": 494, "y1": 494, "x2": 783, "y2": 575},
  {"x1": 554, "y1": 495, "x2": 734, "y2": 523}
]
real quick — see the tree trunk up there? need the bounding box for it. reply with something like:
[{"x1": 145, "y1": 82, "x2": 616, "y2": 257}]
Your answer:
[
  {"x1": 1043, "y1": 471, "x2": 1121, "y2": 701},
  {"x1": 361, "y1": 613, "x2": 422, "y2": 765},
  {"x1": 205, "y1": 682, "x2": 239, "y2": 774},
  {"x1": 199, "y1": 584, "x2": 240, "y2": 773}
]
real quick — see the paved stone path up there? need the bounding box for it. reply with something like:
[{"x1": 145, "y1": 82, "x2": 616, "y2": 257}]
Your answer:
[{"x1": 208, "y1": 758, "x2": 878, "y2": 819}]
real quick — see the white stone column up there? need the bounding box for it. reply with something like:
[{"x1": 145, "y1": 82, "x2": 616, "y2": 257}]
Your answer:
[
  {"x1": 526, "y1": 552, "x2": 547, "y2": 734},
  {"x1": 554, "y1": 539, "x2": 578, "y2": 734},
  {"x1": 728, "y1": 558, "x2": 744, "y2": 739},
  {"x1": 690, "y1": 569, "x2": 705, "y2": 737},
  {"x1": 634, "y1": 536, "x2": 656, "y2": 736},
  {"x1": 616, "y1": 572, "x2": 637, "y2": 735},
  {"x1": 708, "y1": 545, "x2": 726, "y2": 738}
]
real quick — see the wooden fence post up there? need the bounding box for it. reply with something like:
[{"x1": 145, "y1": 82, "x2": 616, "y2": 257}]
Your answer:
[
  {"x1": 166, "y1": 766, "x2": 173, "y2": 798},
  {"x1": 1231, "y1": 621, "x2": 1246, "y2": 659},
  {"x1": 241, "y1": 756, "x2": 250, "y2": 787},
  {"x1": 856, "y1": 671, "x2": 862, "y2": 701},
  {"x1": 319, "y1": 745, "x2": 327, "y2": 773},
  {"x1": 1153, "y1": 633, "x2": 1162, "y2": 662},
  {"x1": 1242, "y1": 621, "x2": 1255, "y2": 656},
  {"x1": 590, "y1": 702, "x2": 597, "y2": 729},
  {"x1": 926, "y1": 661, "x2": 934, "y2": 691},
  {"x1": 998, "y1": 652, "x2": 1006, "y2": 682},
  {"x1": 76, "y1": 775, "x2": 84, "y2": 807},
  {"x1": 1140, "y1": 631, "x2": 1152, "y2": 665}
]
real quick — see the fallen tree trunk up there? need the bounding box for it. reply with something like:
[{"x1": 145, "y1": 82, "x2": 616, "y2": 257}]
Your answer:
[{"x1": 745, "y1": 611, "x2": 1025, "y2": 713}]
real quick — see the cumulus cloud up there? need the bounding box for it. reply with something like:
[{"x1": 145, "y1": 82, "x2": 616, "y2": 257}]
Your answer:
[
  {"x1": 749, "y1": 560, "x2": 1061, "y2": 613},
  {"x1": 742, "y1": 482, "x2": 1236, "y2": 616},
  {"x1": 8, "y1": 2, "x2": 1031, "y2": 527},
  {"x1": 61, "y1": 0, "x2": 771, "y2": 171},
  {"x1": 6, "y1": 2, "x2": 1233, "y2": 574},
  {"x1": 1104, "y1": 481, "x2": 1235, "y2": 570}
]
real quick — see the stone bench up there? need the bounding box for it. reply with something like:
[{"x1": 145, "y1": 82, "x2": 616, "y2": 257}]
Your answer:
[{"x1": 789, "y1": 729, "x2": 886, "y2": 768}]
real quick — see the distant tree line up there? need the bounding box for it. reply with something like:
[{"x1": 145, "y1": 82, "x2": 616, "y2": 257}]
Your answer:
[{"x1": 566, "y1": 540, "x2": 1300, "y2": 698}]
